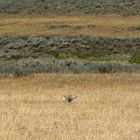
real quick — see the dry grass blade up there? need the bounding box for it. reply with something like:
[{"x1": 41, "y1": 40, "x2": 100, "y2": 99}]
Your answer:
[
  {"x1": 0, "y1": 14, "x2": 140, "y2": 37},
  {"x1": 0, "y1": 73, "x2": 139, "y2": 140}
]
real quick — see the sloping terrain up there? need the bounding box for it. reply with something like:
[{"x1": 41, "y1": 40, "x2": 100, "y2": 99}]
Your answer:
[
  {"x1": 0, "y1": 0, "x2": 140, "y2": 15},
  {"x1": 0, "y1": 1, "x2": 139, "y2": 75},
  {"x1": 0, "y1": 35, "x2": 140, "y2": 59},
  {"x1": 0, "y1": 2, "x2": 139, "y2": 140},
  {"x1": 0, "y1": 35, "x2": 139, "y2": 75}
]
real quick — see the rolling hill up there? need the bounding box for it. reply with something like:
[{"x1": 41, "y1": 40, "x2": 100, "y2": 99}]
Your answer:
[{"x1": 0, "y1": 0, "x2": 140, "y2": 15}]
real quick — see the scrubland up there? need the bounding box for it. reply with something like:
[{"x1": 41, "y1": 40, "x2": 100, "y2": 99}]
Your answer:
[
  {"x1": 0, "y1": 2, "x2": 140, "y2": 139},
  {"x1": 0, "y1": 0, "x2": 140, "y2": 16}
]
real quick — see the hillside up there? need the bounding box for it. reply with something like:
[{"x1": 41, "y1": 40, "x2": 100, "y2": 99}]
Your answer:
[
  {"x1": 0, "y1": 1, "x2": 140, "y2": 75},
  {"x1": 0, "y1": 1, "x2": 139, "y2": 140},
  {"x1": 0, "y1": 0, "x2": 140, "y2": 15},
  {"x1": 0, "y1": 35, "x2": 139, "y2": 75}
]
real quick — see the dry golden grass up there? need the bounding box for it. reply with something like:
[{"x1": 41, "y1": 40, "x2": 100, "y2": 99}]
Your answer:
[
  {"x1": 0, "y1": 14, "x2": 140, "y2": 37},
  {"x1": 0, "y1": 73, "x2": 139, "y2": 140}
]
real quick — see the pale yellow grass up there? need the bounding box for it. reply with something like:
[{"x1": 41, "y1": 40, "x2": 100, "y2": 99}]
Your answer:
[
  {"x1": 0, "y1": 73, "x2": 140, "y2": 140},
  {"x1": 0, "y1": 14, "x2": 140, "y2": 37}
]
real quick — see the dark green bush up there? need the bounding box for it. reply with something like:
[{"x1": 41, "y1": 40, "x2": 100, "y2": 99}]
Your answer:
[
  {"x1": 129, "y1": 51, "x2": 140, "y2": 63},
  {"x1": 14, "y1": 68, "x2": 25, "y2": 77},
  {"x1": 7, "y1": 55, "x2": 28, "y2": 60},
  {"x1": 57, "y1": 52, "x2": 72, "y2": 59}
]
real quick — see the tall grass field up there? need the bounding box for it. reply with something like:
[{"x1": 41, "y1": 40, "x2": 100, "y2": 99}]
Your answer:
[{"x1": 0, "y1": 73, "x2": 139, "y2": 140}]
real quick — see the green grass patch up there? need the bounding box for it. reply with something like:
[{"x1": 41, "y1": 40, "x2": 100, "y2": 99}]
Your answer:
[
  {"x1": 86, "y1": 54, "x2": 129, "y2": 61},
  {"x1": 47, "y1": 50, "x2": 131, "y2": 62},
  {"x1": 57, "y1": 52, "x2": 73, "y2": 59},
  {"x1": 129, "y1": 51, "x2": 140, "y2": 63}
]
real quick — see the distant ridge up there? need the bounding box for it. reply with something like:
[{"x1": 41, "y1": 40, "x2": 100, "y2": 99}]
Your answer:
[{"x1": 0, "y1": 0, "x2": 140, "y2": 15}]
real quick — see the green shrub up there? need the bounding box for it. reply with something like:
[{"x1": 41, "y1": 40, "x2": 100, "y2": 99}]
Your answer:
[
  {"x1": 129, "y1": 51, "x2": 140, "y2": 63},
  {"x1": 42, "y1": 50, "x2": 59, "y2": 57},
  {"x1": 8, "y1": 55, "x2": 27, "y2": 60},
  {"x1": 98, "y1": 64, "x2": 114, "y2": 73},
  {"x1": 14, "y1": 68, "x2": 25, "y2": 77},
  {"x1": 57, "y1": 52, "x2": 72, "y2": 59}
]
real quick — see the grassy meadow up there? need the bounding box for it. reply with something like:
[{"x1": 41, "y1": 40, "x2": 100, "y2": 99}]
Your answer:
[
  {"x1": 0, "y1": 12, "x2": 139, "y2": 140},
  {"x1": 0, "y1": 14, "x2": 140, "y2": 37},
  {"x1": 0, "y1": 73, "x2": 139, "y2": 140}
]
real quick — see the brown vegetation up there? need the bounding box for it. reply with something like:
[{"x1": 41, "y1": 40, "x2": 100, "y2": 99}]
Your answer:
[
  {"x1": 0, "y1": 73, "x2": 139, "y2": 140},
  {"x1": 0, "y1": 14, "x2": 140, "y2": 37}
]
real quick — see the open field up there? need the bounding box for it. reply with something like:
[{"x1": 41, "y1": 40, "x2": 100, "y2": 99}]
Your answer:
[
  {"x1": 0, "y1": 73, "x2": 139, "y2": 140},
  {"x1": 0, "y1": 1, "x2": 139, "y2": 139},
  {"x1": 0, "y1": 14, "x2": 140, "y2": 37}
]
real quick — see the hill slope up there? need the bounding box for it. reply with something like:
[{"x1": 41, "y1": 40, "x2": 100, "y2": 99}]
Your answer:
[{"x1": 0, "y1": 0, "x2": 140, "y2": 15}]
